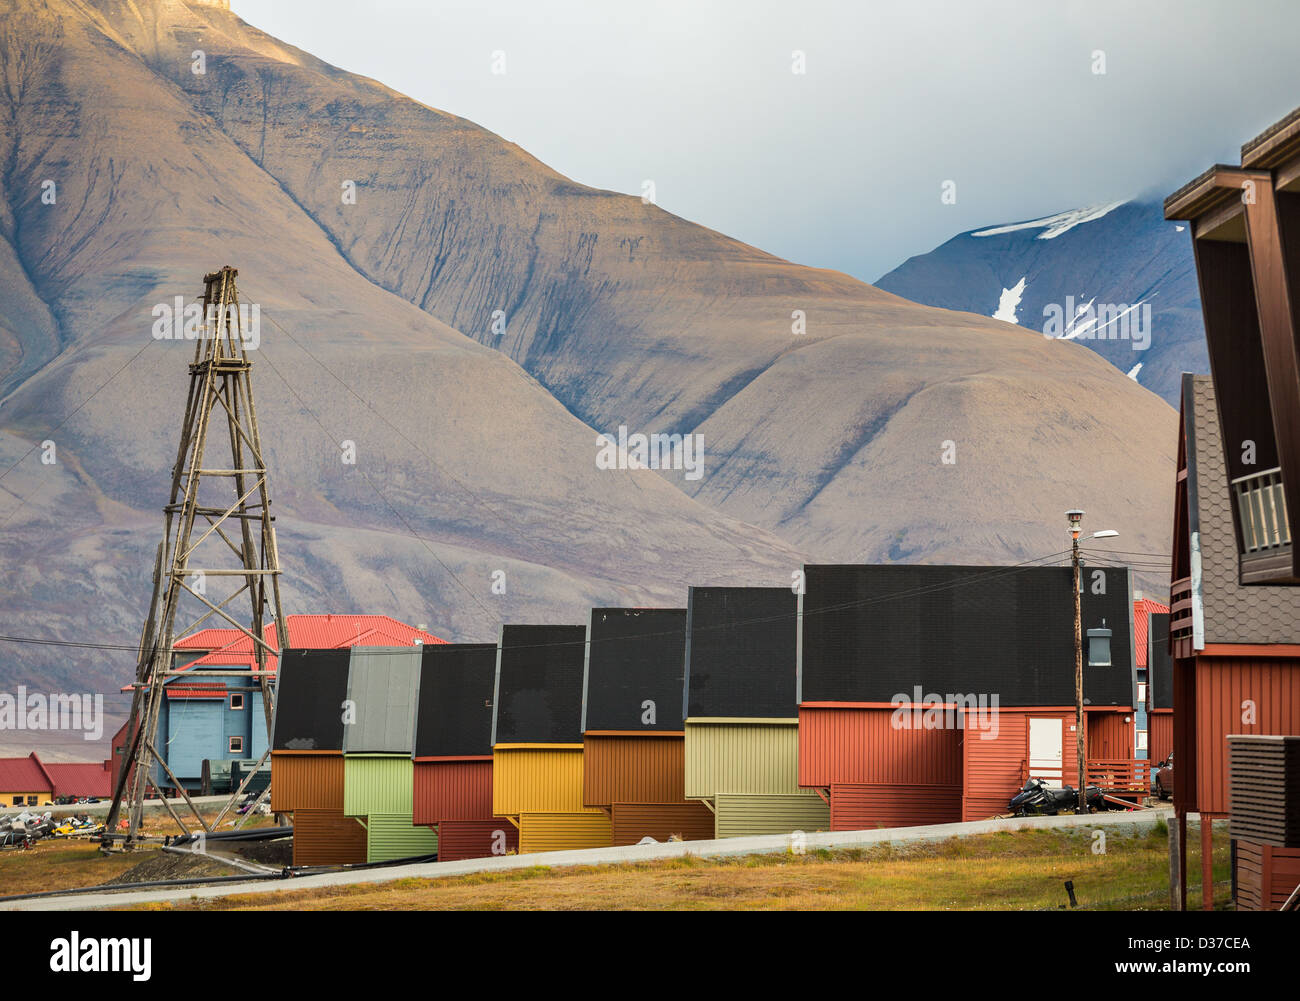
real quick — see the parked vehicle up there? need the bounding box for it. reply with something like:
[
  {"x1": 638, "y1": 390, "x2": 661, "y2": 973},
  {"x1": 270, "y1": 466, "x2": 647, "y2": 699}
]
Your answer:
[
  {"x1": 1009, "y1": 777, "x2": 1104, "y2": 816},
  {"x1": 1152, "y1": 753, "x2": 1174, "y2": 800}
]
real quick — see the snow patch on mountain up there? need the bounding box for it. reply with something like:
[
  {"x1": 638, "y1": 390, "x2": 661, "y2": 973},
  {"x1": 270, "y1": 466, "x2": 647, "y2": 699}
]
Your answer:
[
  {"x1": 1127, "y1": 362, "x2": 1143, "y2": 381},
  {"x1": 993, "y1": 276, "x2": 1027, "y2": 324},
  {"x1": 971, "y1": 201, "x2": 1127, "y2": 240}
]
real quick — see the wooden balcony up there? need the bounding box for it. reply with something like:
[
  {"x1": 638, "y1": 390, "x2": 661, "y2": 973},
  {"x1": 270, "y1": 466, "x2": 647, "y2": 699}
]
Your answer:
[
  {"x1": 1087, "y1": 759, "x2": 1152, "y2": 797},
  {"x1": 1018, "y1": 759, "x2": 1152, "y2": 802},
  {"x1": 1233, "y1": 467, "x2": 1297, "y2": 583}
]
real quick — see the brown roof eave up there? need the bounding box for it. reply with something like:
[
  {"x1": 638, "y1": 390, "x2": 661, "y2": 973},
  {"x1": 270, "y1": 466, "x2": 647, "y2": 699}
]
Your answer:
[
  {"x1": 1241, "y1": 104, "x2": 1300, "y2": 169},
  {"x1": 1164, "y1": 165, "x2": 1266, "y2": 222}
]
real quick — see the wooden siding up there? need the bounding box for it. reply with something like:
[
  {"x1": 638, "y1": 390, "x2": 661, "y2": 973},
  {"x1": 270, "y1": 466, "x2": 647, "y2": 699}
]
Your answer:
[
  {"x1": 1194, "y1": 656, "x2": 1300, "y2": 815},
  {"x1": 342, "y1": 755, "x2": 413, "y2": 817},
  {"x1": 436, "y1": 819, "x2": 518, "y2": 861},
  {"x1": 798, "y1": 707, "x2": 962, "y2": 788},
  {"x1": 1087, "y1": 710, "x2": 1135, "y2": 760},
  {"x1": 684, "y1": 719, "x2": 815, "y2": 799},
  {"x1": 492, "y1": 746, "x2": 601, "y2": 817},
  {"x1": 412, "y1": 758, "x2": 493, "y2": 825},
  {"x1": 829, "y1": 783, "x2": 962, "y2": 831},
  {"x1": 713, "y1": 793, "x2": 830, "y2": 838},
  {"x1": 517, "y1": 812, "x2": 613, "y2": 854},
  {"x1": 1236, "y1": 840, "x2": 1300, "y2": 910},
  {"x1": 292, "y1": 809, "x2": 367, "y2": 867},
  {"x1": 270, "y1": 752, "x2": 343, "y2": 813},
  {"x1": 583, "y1": 735, "x2": 685, "y2": 806},
  {"x1": 609, "y1": 802, "x2": 717, "y2": 845},
  {"x1": 365, "y1": 813, "x2": 439, "y2": 863},
  {"x1": 962, "y1": 710, "x2": 1038, "y2": 822},
  {"x1": 1149, "y1": 712, "x2": 1174, "y2": 768}
]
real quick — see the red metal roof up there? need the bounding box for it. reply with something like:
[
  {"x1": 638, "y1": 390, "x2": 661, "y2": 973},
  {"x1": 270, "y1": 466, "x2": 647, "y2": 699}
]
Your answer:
[
  {"x1": 172, "y1": 614, "x2": 448, "y2": 677},
  {"x1": 42, "y1": 760, "x2": 112, "y2": 798},
  {"x1": 1134, "y1": 597, "x2": 1171, "y2": 668},
  {"x1": 166, "y1": 683, "x2": 228, "y2": 699},
  {"x1": 0, "y1": 753, "x2": 54, "y2": 793}
]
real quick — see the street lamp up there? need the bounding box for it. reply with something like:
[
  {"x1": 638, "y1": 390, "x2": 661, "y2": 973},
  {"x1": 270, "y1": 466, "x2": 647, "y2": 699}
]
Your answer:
[{"x1": 1067, "y1": 510, "x2": 1119, "y2": 813}]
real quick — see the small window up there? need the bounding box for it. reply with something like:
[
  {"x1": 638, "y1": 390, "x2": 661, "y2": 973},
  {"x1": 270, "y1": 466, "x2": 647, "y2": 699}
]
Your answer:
[
  {"x1": 26, "y1": 796, "x2": 37, "y2": 806},
  {"x1": 11, "y1": 796, "x2": 20, "y2": 806},
  {"x1": 228, "y1": 736, "x2": 244, "y2": 754},
  {"x1": 1137, "y1": 682, "x2": 1147, "y2": 704},
  {"x1": 1136, "y1": 730, "x2": 1149, "y2": 751},
  {"x1": 1087, "y1": 627, "x2": 1112, "y2": 667},
  {"x1": 229, "y1": 694, "x2": 245, "y2": 710}
]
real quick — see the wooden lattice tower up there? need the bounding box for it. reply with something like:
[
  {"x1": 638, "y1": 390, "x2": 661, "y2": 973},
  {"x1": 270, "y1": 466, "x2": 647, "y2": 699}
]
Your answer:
[{"x1": 105, "y1": 267, "x2": 288, "y2": 847}]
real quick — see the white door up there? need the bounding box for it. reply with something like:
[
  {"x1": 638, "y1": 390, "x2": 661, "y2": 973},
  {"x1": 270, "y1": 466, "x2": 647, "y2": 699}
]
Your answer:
[{"x1": 1028, "y1": 717, "x2": 1065, "y2": 787}]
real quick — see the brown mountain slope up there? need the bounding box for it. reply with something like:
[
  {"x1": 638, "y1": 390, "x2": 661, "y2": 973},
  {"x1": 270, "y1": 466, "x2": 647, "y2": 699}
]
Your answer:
[
  {"x1": 0, "y1": 0, "x2": 808, "y2": 696},
  {"x1": 106, "y1": 0, "x2": 1177, "y2": 570},
  {"x1": 0, "y1": 0, "x2": 1177, "y2": 695}
]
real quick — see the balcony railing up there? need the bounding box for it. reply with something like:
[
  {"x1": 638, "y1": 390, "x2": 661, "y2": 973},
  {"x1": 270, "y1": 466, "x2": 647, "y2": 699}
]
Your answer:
[
  {"x1": 1170, "y1": 575, "x2": 1193, "y2": 639},
  {"x1": 1018, "y1": 759, "x2": 1152, "y2": 796},
  {"x1": 1086, "y1": 759, "x2": 1151, "y2": 795},
  {"x1": 1232, "y1": 466, "x2": 1291, "y2": 552}
]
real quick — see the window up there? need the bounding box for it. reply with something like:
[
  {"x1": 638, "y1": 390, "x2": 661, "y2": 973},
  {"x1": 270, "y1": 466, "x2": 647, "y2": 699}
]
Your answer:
[
  {"x1": 1137, "y1": 682, "x2": 1147, "y2": 705},
  {"x1": 229, "y1": 693, "x2": 245, "y2": 710},
  {"x1": 1137, "y1": 730, "x2": 1149, "y2": 751},
  {"x1": 1087, "y1": 627, "x2": 1112, "y2": 667},
  {"x1": 26, "y1": 796, "x2": 37, "y2": 806},
  {"x1": 11, "y1": 796, "x2": 20, "y2": 806},
  {"x1": 228, "y1": 736, "x2": 244, "y2": 754}
]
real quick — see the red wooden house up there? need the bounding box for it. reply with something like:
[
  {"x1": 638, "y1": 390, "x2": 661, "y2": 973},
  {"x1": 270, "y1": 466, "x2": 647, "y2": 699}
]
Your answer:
[
  {"x1": 797, "y1": 563, "x2": 1141, "y2": 828},
  {"x1": 1163, "y1": 374, "x2": 1300, "y2": 908},
  {"x1": 1164, "y1": 103, "x2": 1300, "y2": 910}
]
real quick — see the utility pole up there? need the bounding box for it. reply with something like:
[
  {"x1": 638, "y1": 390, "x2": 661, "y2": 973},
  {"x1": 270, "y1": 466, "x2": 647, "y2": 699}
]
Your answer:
[
  {"x1": 1067, "y1": 509, "x2": 1087, "y2": 813},
  {"x1": 104, "y1": 267, "x2": 288, "y2": 847}
]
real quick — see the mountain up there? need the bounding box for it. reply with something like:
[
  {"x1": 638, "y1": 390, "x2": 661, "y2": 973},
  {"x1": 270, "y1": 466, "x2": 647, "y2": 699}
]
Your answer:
[
  {"x1": 0, "y1": 0, "x2": 1177, "y2": 721},
  {"x1": 875, "y1": 201, "x2": 1208, "y2": 406}
]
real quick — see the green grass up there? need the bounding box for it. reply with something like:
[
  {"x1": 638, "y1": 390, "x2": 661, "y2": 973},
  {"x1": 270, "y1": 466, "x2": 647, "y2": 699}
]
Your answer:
[{"x1": 124, "y1": 824, "x2": 1232, "y2": 911}]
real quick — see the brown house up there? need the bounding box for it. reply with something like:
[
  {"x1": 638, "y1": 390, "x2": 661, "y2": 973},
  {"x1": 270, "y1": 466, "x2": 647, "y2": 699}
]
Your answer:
[
  {"x1": 1166, "y1": 374, "x2": 1300, "y2": 909},
  {"x1": 1165, "y1": 106, "x2": 1300, "y2": 586}
]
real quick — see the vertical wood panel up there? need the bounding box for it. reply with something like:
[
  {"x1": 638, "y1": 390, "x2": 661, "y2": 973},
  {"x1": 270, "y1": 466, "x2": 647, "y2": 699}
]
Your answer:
[
  {"x1": 270, "y1": 752, "x2": 343, "y2": 813},
  {"x1": 412, "y1": 758, "x2": 493, "y2": 825},
  {"x1": 684, "y1": 720, "x2": 814, "y2": 798},
  {"x1": 492, "y1": 746, "x2": 602, "y2": 816},
  {"x1": 798, "y1": 707, "x2": 962, "y2": 787},
  {"x1": 1195, "y1": 657, "x2": 1300, "y2": 815},
  {"x1": 583, "y1": 735, "x2": 685, "y2": 806}
]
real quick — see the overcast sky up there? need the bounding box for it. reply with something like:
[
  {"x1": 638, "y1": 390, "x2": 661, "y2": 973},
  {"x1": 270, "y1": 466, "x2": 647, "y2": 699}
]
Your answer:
[{"x1": 232, "y1": 0, "x2": 1300, "y2": 283}]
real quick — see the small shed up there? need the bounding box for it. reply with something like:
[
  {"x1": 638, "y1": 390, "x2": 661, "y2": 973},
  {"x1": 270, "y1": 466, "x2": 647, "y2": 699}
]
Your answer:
[
  {"x1": 412, "y1": 642, "x2": 518, "y2": 861},
  {"x1": 492, "y1": 624, "x2": 610, "y2": 853},
  {"x1": 581, "y1": 607, "x2": 714, "y2": 845},
  {"x1": 683, "y1": 587, "x2": 829, "y2": 838}
]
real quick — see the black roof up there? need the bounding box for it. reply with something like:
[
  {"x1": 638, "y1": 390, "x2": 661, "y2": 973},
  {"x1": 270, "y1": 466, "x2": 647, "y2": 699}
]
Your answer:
[
  {"x1": 798, "y1": 564, "x2": 1136, "y2": 708},
  {"x1": 271, "y1": 649, "x2": 351, "y2": 752},
  {"x1": 581, "y1": 608, "x2": 687, "y2": 732},
  {"x1": 491, "y1": 624, "x2": 587, "y2": 745},
  {"x1": 414, "y1": 643, "x2": 499, "y2": 758},
  {"x1": 684, "y1": 587, "x2": 798, "y2": 718},
  {"x1": 1149, "y1": 612, "x2": 1173, "y2": 710}
]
